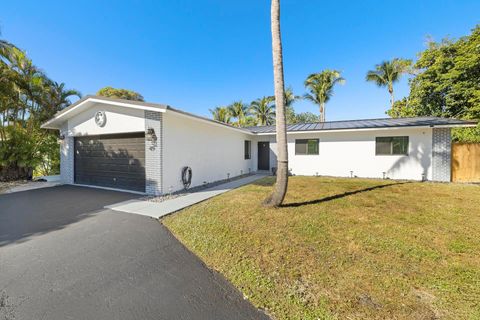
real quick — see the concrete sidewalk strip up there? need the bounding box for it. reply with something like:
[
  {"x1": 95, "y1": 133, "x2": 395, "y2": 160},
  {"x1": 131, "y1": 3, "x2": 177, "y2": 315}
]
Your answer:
[
  {"x1": 105, "y1": 174, "x2": 267, "y2": 218},
  {"x1": 4, "y1": 181, "x2": 63, "y2": 194}
]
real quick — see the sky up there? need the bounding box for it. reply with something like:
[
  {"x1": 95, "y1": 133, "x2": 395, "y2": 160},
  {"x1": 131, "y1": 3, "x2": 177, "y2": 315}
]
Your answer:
[{"x1": 1, "y1": 0, "x2": 479, "y2": 121}]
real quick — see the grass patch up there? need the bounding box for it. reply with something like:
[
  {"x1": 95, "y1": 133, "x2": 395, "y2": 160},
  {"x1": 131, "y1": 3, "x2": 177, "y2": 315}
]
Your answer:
[
  {"x1": 163, "y1": 176, "x2": 480, "y2": 319},
  {"x1": 0, "y1": 181, "x2": 25, "y2": 194}
]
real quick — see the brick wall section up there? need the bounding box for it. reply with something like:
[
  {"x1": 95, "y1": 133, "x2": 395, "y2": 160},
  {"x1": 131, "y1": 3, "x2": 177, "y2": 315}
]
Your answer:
[
  {"x1": 432, "y1": 127, "x2": 452, "y2": 182},
  {"x1": 145, "y1": 111, "x2": 163, "y2": 195},
  {"x1": 60, "y1": 123, "x2": 74, "y2": 184}
]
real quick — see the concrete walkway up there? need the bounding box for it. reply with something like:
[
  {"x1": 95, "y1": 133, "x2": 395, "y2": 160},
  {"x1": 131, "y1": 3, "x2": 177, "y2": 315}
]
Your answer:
[
  {"x1": 106, "y1": 174, "x2": 267, "y2": 218},
  {"x1": 3, "y1": 181, "x2": 63, "y2": 194}
]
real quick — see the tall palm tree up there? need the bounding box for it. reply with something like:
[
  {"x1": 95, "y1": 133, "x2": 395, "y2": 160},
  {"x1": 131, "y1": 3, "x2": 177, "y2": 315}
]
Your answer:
[
  {"x1": 304, "y1": 70, "x2": 345, "y2": 122},
  {"x1": 209, "y1": 106, "x2": 232, "y2": 124},
  {"x1": 264, "y1": 0, "x2": 288, "y2": 207},
  {"x1": 250, "y1": 96, "x2": 275, "y2": 126},
  {"x1": 284, "y1": 87, "x2": 300, "y2": 124},
  {"x1": 227, "y1": 100, "x2": 249, "y2": 127},
  {"x1": 365, "y1": 58, "x2": 412, "y2": 111}
]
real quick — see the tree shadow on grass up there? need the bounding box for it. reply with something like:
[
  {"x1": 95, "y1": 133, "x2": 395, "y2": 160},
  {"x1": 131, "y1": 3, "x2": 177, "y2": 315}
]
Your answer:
[{"x1": 281, "y1": 181, "x2": 410, "y2": 208}]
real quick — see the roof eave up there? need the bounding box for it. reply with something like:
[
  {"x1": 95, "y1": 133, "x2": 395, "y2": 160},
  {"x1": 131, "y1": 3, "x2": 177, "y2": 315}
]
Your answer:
[{"x1": 41, "y1": 96, "x2": 168, "y2": 130}]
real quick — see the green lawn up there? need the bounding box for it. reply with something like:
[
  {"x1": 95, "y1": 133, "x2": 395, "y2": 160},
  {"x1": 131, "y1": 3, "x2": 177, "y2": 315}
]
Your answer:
[{"x1": 163, "y1": 176, "x2": 480, "y2": 320}]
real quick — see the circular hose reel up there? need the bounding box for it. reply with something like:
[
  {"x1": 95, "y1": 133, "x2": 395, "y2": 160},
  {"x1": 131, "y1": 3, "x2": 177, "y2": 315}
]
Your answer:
[{"x1": 181, "y1": 166, "x2": 192, "y2": 190}]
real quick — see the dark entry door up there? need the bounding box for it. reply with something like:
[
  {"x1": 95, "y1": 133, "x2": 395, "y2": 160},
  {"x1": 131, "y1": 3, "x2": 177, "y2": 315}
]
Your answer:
[
  {"x1": 258, "y1": 141, "x2": 270, "y2": 170},
  {"x1": 74, "y1": 132, "x2": 146, "y2": 192}
]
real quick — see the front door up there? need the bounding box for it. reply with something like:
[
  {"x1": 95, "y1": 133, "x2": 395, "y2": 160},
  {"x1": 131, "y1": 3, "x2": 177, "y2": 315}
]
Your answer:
[{"x1": 258, "y1": 141, "x2": 270, "y2": 171}]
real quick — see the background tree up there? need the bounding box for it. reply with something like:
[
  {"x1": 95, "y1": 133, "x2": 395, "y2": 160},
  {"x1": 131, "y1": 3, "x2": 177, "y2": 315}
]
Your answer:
[
  {"x1": 250, "y1": 96, "x2": 276, "y2": 126},
  {"x1": 304, "y1": 70, "x2": 345, "y2": 122},
  {"x1": 227, "y1": 100, "x2": 249, "y2": 127},
  {"x1": 209, "y1": 106, "x2": 232, "y2": 124},
  {"x1": 96, "y1": 86, "x2": 144, "y2": 101},
  {"x1": 365, "y1": 58, "x2": 412, "y2": 113},
  {"x1": 396, "y1": 25, "x2": 480, "y2": 142},
  {"x1": 291, "y1": 112, "x2": 320, "y2": 124},
  {"x1": 264, "y1": 0, "x2": 288, "y2": 207}
]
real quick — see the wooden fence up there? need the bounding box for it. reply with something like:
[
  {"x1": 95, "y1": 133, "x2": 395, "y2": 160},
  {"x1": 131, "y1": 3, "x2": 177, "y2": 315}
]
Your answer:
[{"x1": 451, "y1": 143, "x2": 480, "y2": 183}]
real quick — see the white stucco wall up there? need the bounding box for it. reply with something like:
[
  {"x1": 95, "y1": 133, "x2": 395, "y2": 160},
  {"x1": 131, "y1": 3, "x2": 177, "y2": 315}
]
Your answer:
[
  {"x1": 258, "y1": 127, "x2": 433, "y2": 181},
  {"x1": 58, "y1": 100, "x2": 440, "y2": 192},
  {"x1": 67, "y1": 103, "x2": 145, "y2": 136},
  {"x1": 162, "y1": 111, "x2": 255, "y2": 192}
]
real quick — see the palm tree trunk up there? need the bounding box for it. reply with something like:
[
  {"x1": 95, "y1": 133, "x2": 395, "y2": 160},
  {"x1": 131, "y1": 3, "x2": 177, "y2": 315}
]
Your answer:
[
  {"x1": 264, "y1": 0, "x2": 288, "y2": 207},
  {"x1": 389, "y1": 86, "x2": 395, "y2": 111},
  {"x1": 320, "y1": 102, "x2": 325, "y2": 122}
]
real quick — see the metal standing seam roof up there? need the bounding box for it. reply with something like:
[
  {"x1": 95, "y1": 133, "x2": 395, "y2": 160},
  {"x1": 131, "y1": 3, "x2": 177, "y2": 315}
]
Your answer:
[
  {"x1": 246, "y1": 117, "x2": 477, "y2": 133},
  {"x1": 42, "y1": 96, "x2": 477, "y2": 133}
]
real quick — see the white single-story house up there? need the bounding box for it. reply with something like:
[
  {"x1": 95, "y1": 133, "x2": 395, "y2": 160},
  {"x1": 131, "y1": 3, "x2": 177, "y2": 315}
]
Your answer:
[{"x1": 42, "y1": 96, "x2": 477, "y2": 194}]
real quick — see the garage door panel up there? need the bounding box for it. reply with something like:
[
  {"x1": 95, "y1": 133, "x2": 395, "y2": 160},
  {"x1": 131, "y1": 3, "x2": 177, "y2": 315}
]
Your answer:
[
  {"x1": 74, "y1": 133, "x2": 146, "y2": 192},
  {"x1": 76, "y1": 156, "x2": 145, "y2": 166},
  {"x1": 76, "y1": 147, "x2": 146, "y2": 157},
  {"x1": 75, "y1": 174, "x2": 146, "y2": 191},
  {"x1": 75, "y1": 166, "x2": 145, "y2": 176},
  {"x1": 76, "y1": 164, "x2": 145, "y2": 174}
]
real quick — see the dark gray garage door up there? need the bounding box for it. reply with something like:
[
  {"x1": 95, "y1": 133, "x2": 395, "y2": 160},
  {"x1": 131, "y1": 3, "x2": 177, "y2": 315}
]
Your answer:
[{"x1": 74, "y1": 132, "x2": 146, "y2": 192}]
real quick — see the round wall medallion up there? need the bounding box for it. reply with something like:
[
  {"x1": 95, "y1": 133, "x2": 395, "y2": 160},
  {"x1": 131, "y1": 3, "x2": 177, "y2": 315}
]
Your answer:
[{"x1": 95, "y1": 111, "x2": 107, "y2": 127}]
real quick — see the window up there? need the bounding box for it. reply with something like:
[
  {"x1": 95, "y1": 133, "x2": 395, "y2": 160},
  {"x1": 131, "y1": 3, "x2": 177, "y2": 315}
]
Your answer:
[
  {"x1": 295, "y1": 139, "x2": 319, "y2": 155},
  {"x1": 375, "y1": 136, "x2": 409, "y2": 155},
  {"x1": 244, "y1": 140, "x2": 251, "y2": 159}
]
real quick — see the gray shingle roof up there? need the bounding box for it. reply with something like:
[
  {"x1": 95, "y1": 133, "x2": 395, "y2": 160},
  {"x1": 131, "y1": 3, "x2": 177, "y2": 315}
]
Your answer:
[{"x1": 246, "y1": 117, "x2": 477, "y2": 133}]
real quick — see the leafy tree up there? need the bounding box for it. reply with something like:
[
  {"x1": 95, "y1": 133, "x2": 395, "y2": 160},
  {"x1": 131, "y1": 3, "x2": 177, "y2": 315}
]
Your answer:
[
  {"x1": 365, "y1": 58, "x2": 412, "y2": 112},
  {"x1": 398, "y1": 25, "x2": 480, "y2": 142},
  {"x1": 292, "y1": 112, "x2": 320, "y2": 123},
  {"x1": 250, "y1": 96, "x2": 276, "y2": 126},
  {"x1": 0, "y1": 37, "x2": 80, "y2": 180},
  {"x1": 304, "y1": 70, "x2": 345, "y2": 122},
  {"x1": 227, "y1": 101, "x2": 249, "y2": 127},
  {"x1": 209, "y1": 106, "x2": 232, "y2": 124},
  {"x1": 243, "y1": 116, "x2": 258, "y2": 127},
  {"x1": 96, "y1": 86, "x2": 144, "y2": 101},
  {"x1": 387, "y1": 98, "x2": 417, "y2": 118},
  {"x1": 264, "y1": 0, "x2": 288, "y2": 207}
]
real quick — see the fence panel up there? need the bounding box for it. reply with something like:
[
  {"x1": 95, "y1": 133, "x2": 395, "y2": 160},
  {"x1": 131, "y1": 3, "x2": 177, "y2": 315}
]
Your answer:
[{"x1": 452, "y1": 143, "x2": 480, "y2": 183}]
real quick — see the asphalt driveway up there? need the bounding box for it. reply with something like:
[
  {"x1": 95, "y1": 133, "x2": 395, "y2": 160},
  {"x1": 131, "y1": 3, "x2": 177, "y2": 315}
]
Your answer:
[{"x1": 0, "y1": 186, "x2": 267, "y2": 320}]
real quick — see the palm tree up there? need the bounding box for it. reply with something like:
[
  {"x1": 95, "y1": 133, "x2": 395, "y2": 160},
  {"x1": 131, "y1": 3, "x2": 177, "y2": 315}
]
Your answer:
[
  {"x1": 250, "y1": 96, "x2": 275, "y2": 126},
  {"x1": 284, "y1": 87, "x2": 300, "y2": 124},
  {"x1": 48, "y1": 81, "x2": 81, "y2": 108},
  {"x1": 209, "y1": 106, "x2": 232, "y2": 124},
  {"x1": 263, "y1": 0, "x2": 288, "y2": 207},
  {"x1": 227, "y1": 101, "x2": 249, "y2": 127},
  {"x1": 304, "y1": 70, "x2": 345, "y2": 122},
  {"x1": 40, "y1": 81, "x2": 81, "y2": 123},
  {"x1": 284, "y1": 87, "x2": 300, "y2": 107},
  {"x1": 365, "y1": 58, "x2": 412, "y2": 111}
]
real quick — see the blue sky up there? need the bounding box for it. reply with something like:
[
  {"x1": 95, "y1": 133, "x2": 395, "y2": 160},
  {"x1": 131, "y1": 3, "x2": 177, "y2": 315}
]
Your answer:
[{"x1": 1, "y1": 1, "x2": 479, "y2": 120}]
